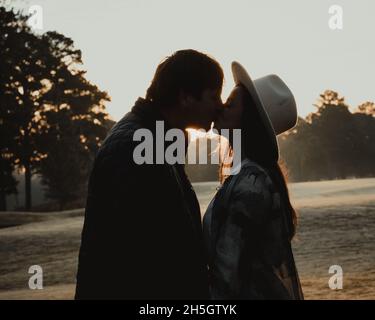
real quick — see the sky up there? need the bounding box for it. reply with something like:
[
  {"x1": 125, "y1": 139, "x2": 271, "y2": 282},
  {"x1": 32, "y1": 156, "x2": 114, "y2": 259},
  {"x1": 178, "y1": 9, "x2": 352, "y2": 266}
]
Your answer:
[{"x1": 8, "y1": 0, "x2": 375, "y2": 121}]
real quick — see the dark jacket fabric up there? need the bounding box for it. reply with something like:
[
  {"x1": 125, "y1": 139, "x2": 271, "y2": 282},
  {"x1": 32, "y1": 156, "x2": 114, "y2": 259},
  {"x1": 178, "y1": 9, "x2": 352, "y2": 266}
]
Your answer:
[
  {"x1": 203, "y1": 159, "x2": 304, "y2": 300},
  {"x1": 75, "y1": 98, "x2": 209, "y2": 299}
]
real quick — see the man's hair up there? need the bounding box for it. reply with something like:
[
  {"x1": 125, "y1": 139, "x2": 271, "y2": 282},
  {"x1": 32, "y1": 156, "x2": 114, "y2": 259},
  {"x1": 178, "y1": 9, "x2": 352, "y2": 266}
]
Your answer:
[{"x1": 146, "y1": 49, "x2": 224, "y2": 108}]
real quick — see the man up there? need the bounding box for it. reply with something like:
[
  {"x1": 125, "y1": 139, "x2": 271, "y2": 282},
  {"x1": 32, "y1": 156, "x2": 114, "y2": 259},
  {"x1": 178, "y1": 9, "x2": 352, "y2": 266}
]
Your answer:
[{"x1": 75, "y1": 49, "x2": 224, "y2": 299}]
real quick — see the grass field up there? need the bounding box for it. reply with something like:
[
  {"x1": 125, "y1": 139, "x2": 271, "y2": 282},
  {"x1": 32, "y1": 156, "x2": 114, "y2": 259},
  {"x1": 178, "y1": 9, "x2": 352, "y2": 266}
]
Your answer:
[{"x1": 0, "y1": 178, "x2": 374, "y2": 299}]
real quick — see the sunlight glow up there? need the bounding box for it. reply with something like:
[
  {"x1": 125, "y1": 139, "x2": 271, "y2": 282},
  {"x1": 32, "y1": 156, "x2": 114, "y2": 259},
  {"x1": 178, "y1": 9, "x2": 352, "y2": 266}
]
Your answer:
[{"x1": 186, "y1": 122, "x2": 219, "y2": 142}]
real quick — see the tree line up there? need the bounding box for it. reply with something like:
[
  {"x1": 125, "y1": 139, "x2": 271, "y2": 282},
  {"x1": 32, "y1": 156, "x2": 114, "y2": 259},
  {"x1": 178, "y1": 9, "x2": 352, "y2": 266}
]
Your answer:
[
  {"x1": 186, "y1": 91, "x2": 375, "y2": 183},
  {"x1": 279, "y1": 91, "x2": 375, "y2": 182}
]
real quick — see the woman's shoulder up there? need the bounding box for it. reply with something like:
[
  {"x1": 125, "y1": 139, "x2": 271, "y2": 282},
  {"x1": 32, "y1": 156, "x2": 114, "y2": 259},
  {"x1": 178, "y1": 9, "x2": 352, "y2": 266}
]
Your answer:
[
  {"x1": 225, "y1": 159, "x2": 279, "y2": 225},
  {"x1": 232, "y1": 159, "x2": 275, "y2": 193}
]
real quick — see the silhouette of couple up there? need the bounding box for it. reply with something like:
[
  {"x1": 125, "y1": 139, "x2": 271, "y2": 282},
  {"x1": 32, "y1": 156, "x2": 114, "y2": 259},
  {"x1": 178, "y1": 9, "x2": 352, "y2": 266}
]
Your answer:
[{"x1": 75, "y1": 49, "x2": 304, "y2": 300}]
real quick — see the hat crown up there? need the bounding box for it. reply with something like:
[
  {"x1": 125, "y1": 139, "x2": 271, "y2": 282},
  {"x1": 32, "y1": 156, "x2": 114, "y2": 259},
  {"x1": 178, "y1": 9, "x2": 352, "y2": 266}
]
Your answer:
[
  {"x1": 231, "y1": 61, "x2": 298, "y2": 161},
  {"x1": 253, "y1": 74, "x2": 297, "y2": 135}
]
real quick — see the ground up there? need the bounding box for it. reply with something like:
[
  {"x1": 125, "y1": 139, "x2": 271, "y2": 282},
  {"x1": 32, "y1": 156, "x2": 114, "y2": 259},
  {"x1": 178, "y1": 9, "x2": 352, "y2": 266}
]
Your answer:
[{"x1": 0, "y1": 178, "x2": 374, "y2": 299}]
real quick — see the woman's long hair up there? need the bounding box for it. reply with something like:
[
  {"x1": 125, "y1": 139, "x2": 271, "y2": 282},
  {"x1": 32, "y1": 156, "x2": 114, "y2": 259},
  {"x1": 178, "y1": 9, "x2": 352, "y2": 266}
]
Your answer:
[{"x1": 219, "y1": 86, "x2": 298, "y2": 240}]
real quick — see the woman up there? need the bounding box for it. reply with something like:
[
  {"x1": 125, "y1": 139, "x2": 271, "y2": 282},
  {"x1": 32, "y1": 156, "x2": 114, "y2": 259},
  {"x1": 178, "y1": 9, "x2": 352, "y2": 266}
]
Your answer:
[{"x1": 203, "y1": 62, "x2": 304, "y2": 300}]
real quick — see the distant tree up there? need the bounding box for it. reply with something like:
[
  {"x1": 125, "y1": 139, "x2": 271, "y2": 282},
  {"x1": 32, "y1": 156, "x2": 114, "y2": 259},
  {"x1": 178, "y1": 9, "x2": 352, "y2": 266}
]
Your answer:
[
  {"x1": 37, "y1": 72, "x2": 112, "y2": 210},
  {"x1": 0, "y1": 7, "x2": 112, "y2": 210},
  {"x1": 309, "y1": 91, "x2": 354, "y2": 179},
  {"x1": 0, "y1": 8, "x2": 31, "y2": 210},
  {"x1": 312, "y1": 90, "x2": 346, "y2": 110},
  {"x1": 357, "y1": 101, "x2": 375, "y2": 117},
  {"x1": 0, "y1": 43, "x2": 17, "y2": 211},
  {"x1": 279, "y1": 117, "x2": 313, "y2": 181},
  {"x1": 280, "y1": 90, "x2": 375, "y2": 182},
  {"x1": 352, "y1": 103, "x2": 375, "y2": 176},
  {"x1": 0, "y1": 98, "x2": 18, "y2": 210},
  {"x1": 0, "y1": 156, "x2": 18, "y2": 211}
]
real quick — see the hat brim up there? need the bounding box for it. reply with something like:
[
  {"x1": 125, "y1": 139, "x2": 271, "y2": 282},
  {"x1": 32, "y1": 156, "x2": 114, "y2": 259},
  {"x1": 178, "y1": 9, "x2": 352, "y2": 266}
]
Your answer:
[{"x1": 231, "y1": 61, "x2": 279, "y2": 162}]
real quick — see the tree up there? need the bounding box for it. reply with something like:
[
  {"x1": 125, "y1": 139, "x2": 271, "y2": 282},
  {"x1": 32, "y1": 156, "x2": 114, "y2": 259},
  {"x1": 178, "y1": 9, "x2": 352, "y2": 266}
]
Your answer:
[
  {"x1": 0, "y1": 7, "x2": 112, "y2": 210},
  {"x1": 357, "y1": 101, "x2": 375, "y2": 117},
  {"x1": 352, "y1": 103, "x2": 375, "y2": 176},
  {"x1": 37, "y1": 72, "x2": 112, "y2": 210},
  {"x1": 309, "y1": 91, "x2": 354, "y2": 179},
  {"x1": 1, "y1": 8, "x2": 54, "y2": 210},
  {"x1": 0, "y1": 7, "x2": 29, "y2": 210},
  {"x1": 0, "y1": 90, "x2": 18, "y2": 210},
  {"x1": 280, "y1": 90, "x2": 375, "y2": 182},
  {"x1": 0, "y1": 155, "x2": 18, "y2": 211}
]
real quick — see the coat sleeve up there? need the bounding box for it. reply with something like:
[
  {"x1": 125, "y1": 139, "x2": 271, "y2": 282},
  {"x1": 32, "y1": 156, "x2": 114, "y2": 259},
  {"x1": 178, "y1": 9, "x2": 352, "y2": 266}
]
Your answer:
[
  {"x1": 91, "y1": 138, "x2": 179, "y2": 257},
  {"x1": 78, "y1": 138, "x2": 183, "y2": 298},
  {"x1": 210, "y1": 170, "x2": 274, "y2": 299},
  {"x1": 229, "y1": 170, "x2": 273, "y2": 226}
]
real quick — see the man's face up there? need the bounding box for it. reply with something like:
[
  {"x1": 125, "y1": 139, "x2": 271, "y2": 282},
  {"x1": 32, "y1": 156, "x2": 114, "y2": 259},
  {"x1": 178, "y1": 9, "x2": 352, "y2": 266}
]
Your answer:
[{"x1": 182, "y1": 88, "x2": 223, "y2": 131}]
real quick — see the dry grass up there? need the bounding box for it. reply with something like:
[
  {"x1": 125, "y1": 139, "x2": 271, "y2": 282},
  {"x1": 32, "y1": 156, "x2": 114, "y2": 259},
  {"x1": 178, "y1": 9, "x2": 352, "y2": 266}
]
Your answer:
[{"x1": 0, "y1": 178, "x2": 374, "y2": 300}]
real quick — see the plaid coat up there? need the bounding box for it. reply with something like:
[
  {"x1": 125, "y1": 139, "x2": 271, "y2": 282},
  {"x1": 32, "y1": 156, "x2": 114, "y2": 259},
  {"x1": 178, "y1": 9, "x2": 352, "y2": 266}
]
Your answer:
[{"x1": 203, "y1": 159, "x2": 304, "y2": 299}]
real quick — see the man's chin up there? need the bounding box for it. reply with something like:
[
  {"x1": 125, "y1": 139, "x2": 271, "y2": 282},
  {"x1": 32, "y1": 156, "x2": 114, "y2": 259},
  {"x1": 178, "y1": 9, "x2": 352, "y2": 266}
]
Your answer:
[{"x1": 212, "y1": 121, "x2": 221, "y2": 132}]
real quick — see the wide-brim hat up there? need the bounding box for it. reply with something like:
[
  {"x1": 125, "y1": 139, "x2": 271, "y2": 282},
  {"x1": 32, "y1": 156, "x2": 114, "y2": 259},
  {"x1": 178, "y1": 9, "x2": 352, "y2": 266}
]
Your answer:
[{"x1": 231, "y1": 61, "x2": 298, "y2": 161}]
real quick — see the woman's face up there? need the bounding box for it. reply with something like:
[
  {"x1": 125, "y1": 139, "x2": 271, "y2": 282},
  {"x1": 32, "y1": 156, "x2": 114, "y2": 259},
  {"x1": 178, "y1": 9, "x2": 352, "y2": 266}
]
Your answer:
[{"x1": 214, "y1": 85, "x2": 246, "y2": 131}]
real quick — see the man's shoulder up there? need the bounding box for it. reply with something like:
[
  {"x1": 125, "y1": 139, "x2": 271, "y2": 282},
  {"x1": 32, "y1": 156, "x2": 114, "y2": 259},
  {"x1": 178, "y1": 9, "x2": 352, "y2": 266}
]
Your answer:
[
  {"x1": 104, "y1": 112, "x2": 142, "y2": 145},
  {"x1": 98, "y1": 111, "x2": 142, "y2": 158}
]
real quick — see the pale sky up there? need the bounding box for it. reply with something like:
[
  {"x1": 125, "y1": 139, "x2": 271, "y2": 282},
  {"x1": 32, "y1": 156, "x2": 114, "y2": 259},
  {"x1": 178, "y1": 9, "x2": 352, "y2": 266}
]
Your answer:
[{"x1": 9, "y1": 0, "x2": 375, "y2": 121}]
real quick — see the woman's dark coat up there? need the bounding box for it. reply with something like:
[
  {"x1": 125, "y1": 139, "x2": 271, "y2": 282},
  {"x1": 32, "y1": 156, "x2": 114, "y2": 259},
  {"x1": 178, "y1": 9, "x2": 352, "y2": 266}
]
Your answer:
[{"x1": 203, "y1": 159, "x2": 304, "y2": 299}]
